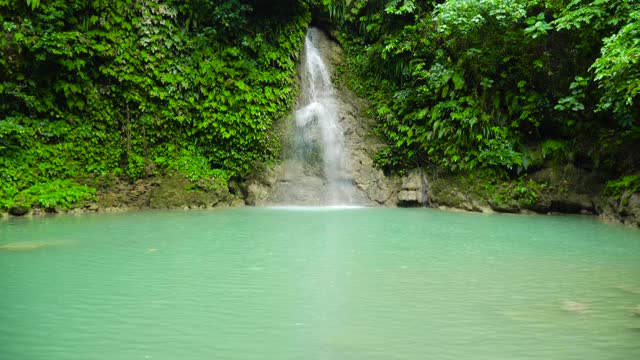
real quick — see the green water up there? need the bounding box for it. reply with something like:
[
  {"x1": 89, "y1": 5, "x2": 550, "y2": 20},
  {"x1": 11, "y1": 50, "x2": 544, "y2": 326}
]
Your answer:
[{"x1": 1, "y1": 208, "x2": 639, "y2": 360}]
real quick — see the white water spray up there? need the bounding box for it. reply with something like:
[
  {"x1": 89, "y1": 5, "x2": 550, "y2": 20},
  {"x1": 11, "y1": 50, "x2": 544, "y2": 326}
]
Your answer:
[{"x1": 290, "y1": 28, "x2": 357, "y2": 205}]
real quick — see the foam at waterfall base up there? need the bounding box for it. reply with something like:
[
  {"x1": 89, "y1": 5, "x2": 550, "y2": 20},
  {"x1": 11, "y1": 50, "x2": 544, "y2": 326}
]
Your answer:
[{"x1": 267, "y1": 205, "x2": 365, "y2": 211}]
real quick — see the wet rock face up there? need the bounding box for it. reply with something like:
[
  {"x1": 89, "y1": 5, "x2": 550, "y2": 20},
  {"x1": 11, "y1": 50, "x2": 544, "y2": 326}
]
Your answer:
[
  {"x1": 528, "y1": 164, "x2": 600, "y2": 214},
  {"x1": 399, "y1": 164, "x2": 638, "y2": 227},
  {"x1": 341, "y1": 105, "x2": 399, "y2": 206},
  {"x1": 396, "y1": 170, "x2": 428, "y2": 207},
  {"x1": 149, "y1": 175, "x2": 231, "y2": 210},
  {"x1": 253, "y1": 28, "x2": 399, "y2": 207},
  {"x1": 598, "y1": 192, "x2": 640, "y2": 227},
  {"x1": 87, "y1": 174, "x2": 241, "y2": 213},
  {"x1": 96, "y1": 179, "x2": 157, "y2": 211},
  {"x1": 245, "y1": 180, "x2": 271, "y2": 206},
  {"x1": 425, "y1": 176, "x2": 494, "y2": 213},
  {"x1": 270, "y1": 163, "x2": 330, "y2": 205}
]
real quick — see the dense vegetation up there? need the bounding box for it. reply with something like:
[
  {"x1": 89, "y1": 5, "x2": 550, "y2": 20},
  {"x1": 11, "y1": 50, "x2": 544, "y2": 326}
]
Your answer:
[
  {"x1": 1, "y1": 0, "x2": 638, "y2": 212},
  {"x1": 327, "y1": 0, "x2": 639, "y2": 181},
  {"x1": 0, "y1": 0, "x2": 309, "y2": 210}
]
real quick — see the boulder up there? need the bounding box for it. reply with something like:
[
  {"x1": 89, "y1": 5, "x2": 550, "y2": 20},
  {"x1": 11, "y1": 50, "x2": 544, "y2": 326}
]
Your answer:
[
  {"x1": 85, "y1": 203, "x2": 99, "y2": 212},
  {"x1": 245, "y1": 180, "x2": 270, "y2": 206},
  {"x1": 8, "y1": 203, "x2": 29, "y2": 216},
  {"x1": 488, "y1": 198, "x2": 521, "y2": 213}
]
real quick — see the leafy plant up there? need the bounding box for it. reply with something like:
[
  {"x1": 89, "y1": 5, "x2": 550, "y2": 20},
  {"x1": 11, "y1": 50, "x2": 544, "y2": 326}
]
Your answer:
[
  {"x1": 332, "y1": 0, "x2": 638, "y2": 179},
  {"x1": 540, "y1": 139, "x2": 568, "y2": 163},
  {"x1": 604, "y1": 175, "x2": 640, "y2": 199},
  {"x1": 159, "y1": 149, "x2": 230, "y2": 191},
  {"x1": 0, "y1": 0, "x2": 311, "y2": 211},
  {"x1": 1, "y1": 180, "x2": 95, "y2": 210}
]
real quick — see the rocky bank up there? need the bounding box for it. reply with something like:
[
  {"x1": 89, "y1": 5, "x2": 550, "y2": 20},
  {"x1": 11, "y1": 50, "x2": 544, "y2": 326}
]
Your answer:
[
  {"x1": 2, "y1": 29, "x2": 638, "y2": 228},
  {"x1": 240, "y1": 28, "x2": 639, "y2": 227},
  {"x1": 396, "y1": 166, "x2": 640, "y2": 227}
]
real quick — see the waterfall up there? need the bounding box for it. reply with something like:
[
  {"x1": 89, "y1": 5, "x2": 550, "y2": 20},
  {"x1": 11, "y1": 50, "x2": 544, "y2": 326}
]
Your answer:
[{"x1": 278, "y1": 28, "x2": 360, "y2": 206}]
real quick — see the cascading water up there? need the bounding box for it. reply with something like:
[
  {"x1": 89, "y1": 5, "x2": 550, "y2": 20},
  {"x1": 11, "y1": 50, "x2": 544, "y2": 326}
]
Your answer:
[
  {"x1": 273, "y1": 28, "x2": 363, "y2": 206},
  {"x1": 295, "y1": 28, "x2": 354, "y2": 205}
]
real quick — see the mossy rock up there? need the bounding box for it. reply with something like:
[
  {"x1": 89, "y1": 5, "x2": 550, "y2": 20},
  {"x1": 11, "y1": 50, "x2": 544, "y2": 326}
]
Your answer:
[
  {"x1": 149, "y1": 175, "x2": 231, "y2": 209},
  {"x1": 8, "y1": 202, "x2": 29, "y2": 216}
]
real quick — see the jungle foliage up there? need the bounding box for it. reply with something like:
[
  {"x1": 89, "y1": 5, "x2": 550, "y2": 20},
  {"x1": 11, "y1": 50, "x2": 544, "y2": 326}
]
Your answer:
[
  {"x1": 2, "y1": 0, "x2": 639, "y2": 211},
  {"x1": 0, "y1": 0, "x2": 310, "y2": 210},
  {"x1": 324, "y1": 0, "x2": 639, "y2": 181}
]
